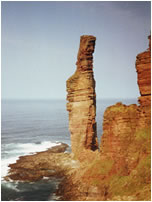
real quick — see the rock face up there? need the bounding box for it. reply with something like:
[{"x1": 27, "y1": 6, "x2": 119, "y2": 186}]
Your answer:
[
  {"x1": 66, "y1": 35, "x2": 98, "y2": 157},
  {"x1": 5, "y1": 35, "x2": 151, "y2": 201},
  {"x1": 101, "y1": 34, "x2": 151, "y2": 154},
  {"x1": 136, "y1": 35, "x2": 151, "y2": 128},
  {"x1": 136, "y1": 35, "x2": 151, "y2": 97},
  {"x1": 98, "y1": 35, "x2": 151, "y2": 200},
  {"x1": 100, "y1": 103, "x2": 139, "y2": 174},
  {"x1": 59, "y1": 35, "x2": 151, "y2": 201}
]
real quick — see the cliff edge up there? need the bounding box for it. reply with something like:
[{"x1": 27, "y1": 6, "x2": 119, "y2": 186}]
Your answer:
[
  {"x1": 59, "y1": 35, "x2": 151, "y2": 201},
  {"x1": 5, "y1": 35, "x2": 151, "y2": 201}
]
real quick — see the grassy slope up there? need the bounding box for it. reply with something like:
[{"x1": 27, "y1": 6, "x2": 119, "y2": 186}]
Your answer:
[{"x1": 79, "y1": 127, "x2": 151, "y2": 201}]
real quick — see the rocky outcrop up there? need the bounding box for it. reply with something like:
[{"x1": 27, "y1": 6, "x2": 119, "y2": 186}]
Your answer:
[
  {"x1": 100, "y1": 34, "x2": 151, "y2": 158},
  {"x1": 100, "y1": 103, "x2": 140, "y2": 174},
  {"x1": 5, "y1": 143, "x2": 79, "y2": 182},
  {"x1": 98, "y1": 35, "x2": 151, "y2": 200},
  {"x1": 58, "y1": 35, "x2": 151, "y2": 201},
  {"x1": 6, "y1": 35, "x2": 151, "y2": 201},
  {"x1": 66, "y1": 35, "x2": 98, "y2": 157},
  {"x1": 136, "y1": 35, "x2": 151, "y2": 128},
  {"x1": 136, "y1": 35, "x2": 151, "y2": 97}
]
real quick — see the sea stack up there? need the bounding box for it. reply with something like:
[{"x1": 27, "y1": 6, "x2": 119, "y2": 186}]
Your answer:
[{"x1": 66, "y1": 35, "x2": 98, "y2": 157}]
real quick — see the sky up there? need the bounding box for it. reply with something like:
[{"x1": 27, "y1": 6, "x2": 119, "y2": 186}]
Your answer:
[{"x1": 1, "y1": 1, "x2": 151, "y2": 100}]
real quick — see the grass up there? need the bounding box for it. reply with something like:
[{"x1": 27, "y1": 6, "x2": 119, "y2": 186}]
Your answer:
[
  {"x1": 107, "y1": 127, "x2": 151, "y2": 200},
  {"x1": 80, "y1": 127, "x2": 151, "y2": 200}
]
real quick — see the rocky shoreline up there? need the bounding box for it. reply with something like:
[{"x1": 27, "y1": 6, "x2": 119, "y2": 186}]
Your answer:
[
  {"x1": 5, "y1": 135, "x2": 151, "y2": 201},
  {"x1": 5, "y1": 143, "x2": 105, "y2": 201},
  {"x1": 5, "y1": 143, "x2": 78, "y2": 181},
  {"x1": 5, "y1": 35, "x2": 151, "y2": 201},
  {"x1": 5, "y1": 143, "x2": 81, "y2": 200}
]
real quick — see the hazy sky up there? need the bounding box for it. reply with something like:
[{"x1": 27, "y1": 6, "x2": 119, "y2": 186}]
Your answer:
[{"x1": 2, "y1": 1, "x2": 151, "y2": 100}]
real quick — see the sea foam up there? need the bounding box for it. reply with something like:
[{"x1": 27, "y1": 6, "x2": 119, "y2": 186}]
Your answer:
[{"x1": 1, "y1": 141, "x2": 61, "y2": 179}]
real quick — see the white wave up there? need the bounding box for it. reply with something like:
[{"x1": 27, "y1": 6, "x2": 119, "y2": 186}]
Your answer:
[
  {"x1": 2, "y1": 141, "x2": 60, "y2": 153},
  {"x1": 1, "y1": 141, "x2": 61, "y2": 180},
  {"x1": 16, "y1": 141, "x2": 61, "y2": 154},
  {"x1": 1, "y1": 156, "x2": 20, "y2": 179}
]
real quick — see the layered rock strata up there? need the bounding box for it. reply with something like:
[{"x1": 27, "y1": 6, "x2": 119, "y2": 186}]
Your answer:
[
  {"x1": 66, "y1": 35, "x2": 98, "y2": 157},
  {"x1": 100, "y1": 34, "x2": 151, "y2": 169},
  {"x1": 136, "y1": 35, "x2": 151, "y2": 128},
  {"x1": 58, "y1": 35, "x2": 151, "y2": 201},
  {"x1": 100, "y1": 103, "x2": 140, "y2": 174},
  {"x1": 97, "y1": 35, "x2": 151, "y2": 200},
  {"x1": 6, "y1": 35, "x2": 151, "y2": 201}
]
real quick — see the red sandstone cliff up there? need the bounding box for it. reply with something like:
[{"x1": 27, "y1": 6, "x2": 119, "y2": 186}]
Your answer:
[
  {"x1": 101, "y1": 34, "x2": 151, "y2": 156},
  {"x1": 98, "y1": 35, "x2": 151, "y2": 200},
  {"x1": 136, "y1": 35, "x2": 151, "y2": 128},
  {"x1": 6, "y1": 35, "x2": 151, "y2": 201},
  {"x1": 66, "y1": 35, "x2": 98, "y2": 157},
  {"x1": 59, "y1": 35, "x2": 151, "y2": 201}
]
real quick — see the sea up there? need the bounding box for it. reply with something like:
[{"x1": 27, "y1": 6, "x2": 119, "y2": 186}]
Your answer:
[{"x1": 1, "y1": 99, "x2": 137, "y2": 201}]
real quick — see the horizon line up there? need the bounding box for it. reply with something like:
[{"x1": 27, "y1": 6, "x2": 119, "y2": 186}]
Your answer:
[{"x1": 1, "y1": 97, "x2": 138, "y2": 101}]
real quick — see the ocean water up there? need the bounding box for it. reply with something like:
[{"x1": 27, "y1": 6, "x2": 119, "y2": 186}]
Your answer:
[{"x1": 1, "y1": 99, "x2": 137, "y2": 201}]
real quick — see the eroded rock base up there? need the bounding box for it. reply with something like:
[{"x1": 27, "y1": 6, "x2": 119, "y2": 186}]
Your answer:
[{"x1": 5, "y1": 144, "x2": 79, "y2": 182}]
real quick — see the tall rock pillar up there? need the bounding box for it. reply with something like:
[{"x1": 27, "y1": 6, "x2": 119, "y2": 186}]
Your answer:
[{"x1": 66, "y1": 35, "x2": 98, "y2": 157}]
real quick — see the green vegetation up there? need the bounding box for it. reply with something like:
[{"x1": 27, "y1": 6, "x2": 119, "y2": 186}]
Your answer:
[
  {"x1": 80, "y1": 127, "x2": 151, "y2": 200},
  {"x1": 90, "y1": 158, "x2": 114, "y2": 176},
  {"x1": 135, "y1": 127, "x2": 151, "y2": 142},
  {"x1": 82, "y1": 157, "x2": 114, "y2": 186},
  {"x1": 108, "y1": 153, "x2": 151, "y2": 200},
  {"x1": 106, "y1": 103, "x2": 138, "y2": 114},
  {"x1": 107, "y1": 127, "x2": 151, "y2": 200}
]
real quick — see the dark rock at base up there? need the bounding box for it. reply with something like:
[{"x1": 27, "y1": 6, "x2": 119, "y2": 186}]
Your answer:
[
  {"x1": 47, "y1": 143, "x2": 69, "y2": 153},
  {"x1": 4, "y1": 143, "x2": 79, "y2": 182}
]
